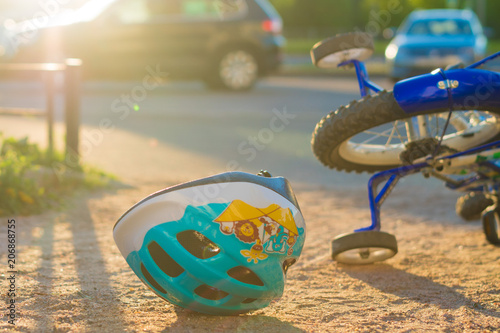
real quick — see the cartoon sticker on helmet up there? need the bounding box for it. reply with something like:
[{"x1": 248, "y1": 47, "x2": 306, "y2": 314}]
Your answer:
[{"x1": 213, "y1": 200, "x2": 300, "y2": 263}]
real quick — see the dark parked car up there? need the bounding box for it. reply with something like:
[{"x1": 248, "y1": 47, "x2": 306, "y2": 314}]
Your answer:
[
  {"x1": 4, "y1": 0, "x2": 285, "y2": 90},
  {"x1": 385, "y1": 9, "x2": 487, "y2": 79}
]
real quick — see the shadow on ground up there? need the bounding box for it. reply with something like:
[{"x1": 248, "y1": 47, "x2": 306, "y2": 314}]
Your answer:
[
  {"x1": 167, "y1": 308, "x2": 306, "y2": 332},
  {"x1": 342, "y1": 263, "x2": 499, "y2": 318}
]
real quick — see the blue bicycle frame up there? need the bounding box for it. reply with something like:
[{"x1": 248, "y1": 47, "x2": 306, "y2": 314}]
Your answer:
[
  {"x1": 360, "y1": 140, "x2": 500, "y2": 232},
  {"x1": 339, "y1": 51, "x2": 500, "y2": 233},
  {"x1": 341, "y1": 51, "x2": 500, "y2": 113}
]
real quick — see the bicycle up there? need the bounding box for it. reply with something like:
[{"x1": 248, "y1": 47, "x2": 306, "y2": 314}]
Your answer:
[{"x1": 310, "y1": 32, "x2": 500, "y2": 264}]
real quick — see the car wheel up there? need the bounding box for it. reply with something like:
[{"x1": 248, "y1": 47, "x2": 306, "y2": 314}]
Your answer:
[{"x1": 206, "y1": 49, "x2": 259, "y2": 91}]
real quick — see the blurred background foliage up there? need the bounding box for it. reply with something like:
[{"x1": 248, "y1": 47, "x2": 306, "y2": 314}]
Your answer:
[
  {"x1": 0, "y1": 0, "x2": 497, "y2": 56},
  {"x1": 0, "y1": 0, "x2": 496, "y2": 38},
  {"x1": 269, "y1": 0, "x2": 495, "y2": 38}
]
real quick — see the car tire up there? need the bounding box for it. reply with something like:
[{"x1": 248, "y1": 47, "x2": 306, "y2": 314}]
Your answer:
[{"x1": 205, "y1": 48, "x2": 259, "y2": 91}]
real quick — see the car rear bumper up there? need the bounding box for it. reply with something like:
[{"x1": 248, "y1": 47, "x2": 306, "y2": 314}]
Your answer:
[
  {"x1": 260, "y1": 35, "x2": 285, "y2": 74},
  {"x1": 262, "y1": 47, "x2": 283, "y2": 74},
  {"x1": 389, "y1": 54, "x2": 475, "y2": 79}
]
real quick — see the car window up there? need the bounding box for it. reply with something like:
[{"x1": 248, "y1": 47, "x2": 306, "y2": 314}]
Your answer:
[
  {"x1": 110, "y1": 0, "x2": 246, "y2": 24},
  {"x1": 212, "y1": 0, "x2": 247, "y2": 19},
  {"x1": 112, "y1": 0, "x2": 151, "y2": 24},
  {"x1": 407, "y1": 19, "x2": 473, "y2": 36},
  {"x1": 179, "y1": 0, "x2": 247, "y2": 20}
]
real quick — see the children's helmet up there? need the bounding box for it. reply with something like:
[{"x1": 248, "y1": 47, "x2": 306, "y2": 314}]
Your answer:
[{"x1": 113, "y1": 171, "x2": 306, "y2": 315}]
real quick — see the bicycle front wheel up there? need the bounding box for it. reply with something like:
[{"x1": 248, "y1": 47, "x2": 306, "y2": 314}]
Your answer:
[{"x1": 312, "y1": 90, "x2": 500, "y2": 173}]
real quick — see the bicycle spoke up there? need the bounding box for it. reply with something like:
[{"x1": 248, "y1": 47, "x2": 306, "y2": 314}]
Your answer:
[
  {"x1": 356, "y1": 123, "x2": 407, "y2": 146},
  {"x1": 350, "y1": 111, "x2": 496, "y2": 152},
  {"x1": 384, "y1": 123, "x2": 398, "y2": 146},
  {"x1": 393, "y1": 120, "x2": 407, "y2": 144},
  {"x1": 434, "y1": 115, "x2": 439, "y2": 137},
  {"x1": 363, "y1": 129, "x2": 394, "y2": 138}
]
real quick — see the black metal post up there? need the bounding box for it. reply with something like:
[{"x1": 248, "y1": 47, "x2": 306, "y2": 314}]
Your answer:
[
  {"x1": 64, "y1": 59, "x2": 82, "y2": 166},
  {"x1": 45, "y1": 70, "x2": 55, "y2": 158}
]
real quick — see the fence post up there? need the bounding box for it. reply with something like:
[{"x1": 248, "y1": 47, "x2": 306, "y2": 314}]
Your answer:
[
  {"x1": 64, "y1": 58, "x2": 82, "y2": 166},
  {"x1": 45, "y1": 71, "x2": 55, "y2": 158}
]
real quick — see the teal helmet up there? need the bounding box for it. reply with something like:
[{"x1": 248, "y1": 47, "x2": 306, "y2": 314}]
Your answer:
[{"x1": 113, "y1": 171, "x2": 306, "y2": 315}]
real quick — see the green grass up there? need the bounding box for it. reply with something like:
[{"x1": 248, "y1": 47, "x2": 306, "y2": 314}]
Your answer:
[
  {"x1": 282, "y1": 38, "x2": 390, "y2": 76},
  {"x1": 283, "y1": 37, "x2": 500, "y2": 76},
  {"x1": 285, "y1": 37, "x2": 500, "y2": 56},
  {"x1": 0, "y1": 134, "x2": 117, "y2": 216},
  {"x1": 284, "y1": 37, "x2": 390, "y2": 56},
  {"x1": 488, "y1": 40, "x2": 500, "y2": 54},
  {"x1": 285, "y1": 38, "x2": 317, "y2": 55}
]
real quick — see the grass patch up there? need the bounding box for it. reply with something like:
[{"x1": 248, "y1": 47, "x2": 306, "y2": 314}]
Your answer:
[
  {"x1": 488, "y1": 40, "x2": 500, "y2": 55},
  {"x1": 285, "y1": 37, "x2": 390, "y2": 56},
  {"x1": 0, "y1": 134, "x2": 117, "y2": 216},
  {"x1": 283, "y1": 37, "x2": 500, "y2": 77},
  {"x1": 285, "y1": 37, "x2": 500, "y2": 57}
]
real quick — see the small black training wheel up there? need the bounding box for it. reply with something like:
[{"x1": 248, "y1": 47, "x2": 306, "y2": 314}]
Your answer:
[
  {"x1": 481, "y1": 207, "x2": 500, "y2": 246},
  {"x1": 456, "y1": 192, "x2": 495, "y2": 221},
  {"x1": 310, "y1": 32, "x2": 374, "y2": 69},
  {"x1": 331, "y1": 231, "x2": 398, "y2": 264}
]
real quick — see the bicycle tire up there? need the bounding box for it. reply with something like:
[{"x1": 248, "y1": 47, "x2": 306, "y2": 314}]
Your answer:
[
  {"x1": 311, "y1": 90, "x2": 500, "y2": 173},
  {"x1": 456, "y1": 192, "x2": 495, "y2": 221},
  {"x1": 481, "y1": 207, "x2": 500, "y2": 246}
]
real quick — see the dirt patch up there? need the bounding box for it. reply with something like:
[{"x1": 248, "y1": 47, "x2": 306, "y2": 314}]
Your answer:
[{"x1": 1, "y1": 181, "x2": 499, "y2": 332}]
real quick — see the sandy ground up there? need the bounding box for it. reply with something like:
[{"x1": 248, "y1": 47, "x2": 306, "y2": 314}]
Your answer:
[{"x1": 0, "y1": 112, "x2": 499, "y2": 332}]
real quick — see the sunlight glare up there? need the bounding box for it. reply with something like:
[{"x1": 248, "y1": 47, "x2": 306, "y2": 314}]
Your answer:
[{"x1": 76, "y1": 0, "x2": 117, "y2": 22}]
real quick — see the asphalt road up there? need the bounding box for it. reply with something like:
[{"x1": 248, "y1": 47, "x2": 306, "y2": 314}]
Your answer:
[
  {"x1": 0, "y1": 75, "x2": 447, "y2": 193},
  {"x1": 81, "y1": 76, "x2": 374, "y2": 187}
]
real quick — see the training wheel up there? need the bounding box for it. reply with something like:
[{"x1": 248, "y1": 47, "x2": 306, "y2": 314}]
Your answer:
[
  {"x1": 331, "y1": 231, "x2": 398, "y2": 264},
  {"x1": 310, "y1": 32, "x2": 374, "y2": 69},
  {"x1": 455, "y1": 192, "x2": 494, "y2": 222},
  {"x1": 481, "y1": 207, "x2": 500, "y2": 246}
]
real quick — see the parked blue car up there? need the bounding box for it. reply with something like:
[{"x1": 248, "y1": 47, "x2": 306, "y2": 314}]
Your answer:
[{"x1": 385, "y1": 9, "x2": 487, "y2": 80}]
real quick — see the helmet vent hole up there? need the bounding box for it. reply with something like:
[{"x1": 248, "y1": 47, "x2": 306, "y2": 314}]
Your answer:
[
  {"x1": 282, "y1": 258, "x2": 297, "y2": 275},
  {"x1": 227, "y1": 266, "x2": 264, "y2": 286},
  {"x1": 140, "y1": 262, "x2": 167, "y2": 294},
  {"x1": 194, "y1": 284, "x2": 229, "y2": 301},
  {"x1": 177, "y1": 230, "x2": 221, "y2": 259},
  {"x1": 242, "y1": 298, "x2": 257, "y2": 304},
  {"x1": 148, "y1": 241, "x2": 185, "y2": 278}
]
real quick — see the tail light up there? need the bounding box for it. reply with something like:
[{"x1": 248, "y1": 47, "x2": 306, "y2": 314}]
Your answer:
[{"x1": 262, "y1": 19, "x2": 282, "y2": 34}]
